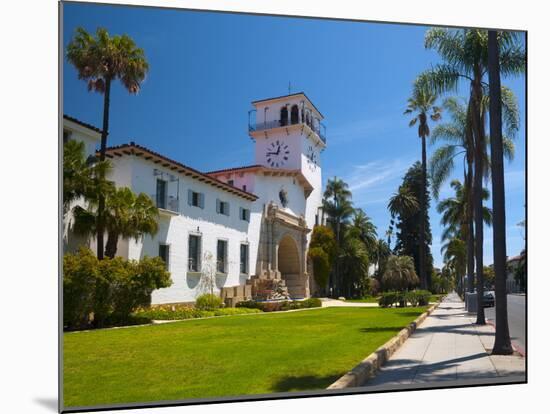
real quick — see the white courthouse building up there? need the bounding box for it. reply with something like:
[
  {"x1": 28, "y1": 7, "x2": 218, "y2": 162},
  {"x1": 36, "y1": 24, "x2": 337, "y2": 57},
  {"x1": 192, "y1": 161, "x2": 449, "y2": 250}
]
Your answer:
[{"x1": 63, "y1": 92, "x2": 327, "y2": 305}]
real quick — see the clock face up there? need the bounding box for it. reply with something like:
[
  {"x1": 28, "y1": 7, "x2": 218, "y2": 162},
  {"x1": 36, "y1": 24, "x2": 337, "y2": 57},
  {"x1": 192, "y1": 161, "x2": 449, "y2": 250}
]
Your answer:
[
  {"x1": 265, "y1": 140, "x2": 289, "y2": 168},
  {"x1": 306, "y1": 145, "x2": 317, "y2": 171}
]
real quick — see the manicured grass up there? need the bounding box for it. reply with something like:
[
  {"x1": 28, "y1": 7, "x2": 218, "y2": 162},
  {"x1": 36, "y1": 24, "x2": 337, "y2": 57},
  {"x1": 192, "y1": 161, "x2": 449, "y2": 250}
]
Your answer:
[{"x1": 64, "y1": 306, "x2": 426, "y2": 408}]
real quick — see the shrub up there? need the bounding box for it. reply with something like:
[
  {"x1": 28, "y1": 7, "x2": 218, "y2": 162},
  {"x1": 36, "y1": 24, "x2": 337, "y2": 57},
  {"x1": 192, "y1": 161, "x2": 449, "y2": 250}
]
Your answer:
[
  {"x1": 414, "y1": 290, "x2": 431, "y2": 306},
  {"x1": 236, "y1": 298, "x2": 322, "y2": 312},
  {"x1": 63, "y1": 247, "x2": 99, "y2": 329},
  {"x1": 195, "y1": 293, "x2": 223, "y2": 311},
  {"x1": 133, "y1": 304, "x2": 261, "y2": 320},
  {"x1": 235, "y1": 300, "x2": 263, "y2": 310},
  {"x1": 110, "y1": 256, "x2": 172, "y2": 318},
  {"x1": 378, "y1": 291, "x2": 405, "y2": 308},
  {"x1": 63, "y1": 248, "x2": 172, "y2": 330},
  {"x1": 301, "y1": 298, "x2": 322, "y2": 308}
]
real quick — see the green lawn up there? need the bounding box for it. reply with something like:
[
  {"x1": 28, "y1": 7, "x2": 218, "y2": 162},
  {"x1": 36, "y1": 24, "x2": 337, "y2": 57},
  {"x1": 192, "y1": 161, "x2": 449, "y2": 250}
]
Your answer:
[{"x1": 64, "y1": 306, "x2": 426, "y2": 408}]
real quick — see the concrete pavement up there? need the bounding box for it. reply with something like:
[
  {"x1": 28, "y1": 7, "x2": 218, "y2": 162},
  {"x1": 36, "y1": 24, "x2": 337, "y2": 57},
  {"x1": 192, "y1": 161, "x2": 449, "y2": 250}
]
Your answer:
[{"x1": 359, "y1": 292, "x2": 525, "y2": 390}]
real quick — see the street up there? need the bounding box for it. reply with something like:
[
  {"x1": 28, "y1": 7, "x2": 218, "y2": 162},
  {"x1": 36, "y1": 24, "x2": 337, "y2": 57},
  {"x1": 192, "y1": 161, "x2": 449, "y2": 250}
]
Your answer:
[{"x1": 485, "y1": 294, "x2": 526, "y2": 353}]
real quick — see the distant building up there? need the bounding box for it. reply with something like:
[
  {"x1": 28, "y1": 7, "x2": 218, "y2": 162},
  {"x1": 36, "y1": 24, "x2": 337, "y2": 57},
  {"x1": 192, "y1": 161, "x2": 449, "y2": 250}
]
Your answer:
[
  {"x1": 63, "y1": 92, "x2": 327, "y2": 304},
  {"x1": 506, "y1": 254, "x2": 525, "y2": 293}
]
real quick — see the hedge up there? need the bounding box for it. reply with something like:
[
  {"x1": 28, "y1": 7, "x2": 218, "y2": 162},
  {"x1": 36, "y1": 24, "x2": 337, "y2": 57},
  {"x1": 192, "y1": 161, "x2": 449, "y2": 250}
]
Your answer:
[
  {"x1": 63, "y1": 247, "x2": 172, "y2": 330},
  {"x1": 236, "y1": 297, "x2": 322, "y2": 312}
]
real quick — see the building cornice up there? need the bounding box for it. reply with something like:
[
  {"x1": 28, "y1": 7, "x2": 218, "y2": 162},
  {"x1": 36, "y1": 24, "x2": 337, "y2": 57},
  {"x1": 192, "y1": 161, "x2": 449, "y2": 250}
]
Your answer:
[{"x1": 102, "y1": 142, "x2": 259, "y2": 202}]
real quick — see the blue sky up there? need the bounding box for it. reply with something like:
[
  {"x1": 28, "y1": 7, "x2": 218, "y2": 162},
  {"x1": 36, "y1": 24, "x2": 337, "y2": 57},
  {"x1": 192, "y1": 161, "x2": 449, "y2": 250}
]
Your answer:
[{"x1": 62, "y1": 2, "x2": 526, "y2": 268}]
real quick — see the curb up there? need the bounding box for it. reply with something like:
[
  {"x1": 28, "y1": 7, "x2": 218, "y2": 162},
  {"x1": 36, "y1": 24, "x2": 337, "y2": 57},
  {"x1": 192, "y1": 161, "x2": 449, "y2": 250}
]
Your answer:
[
  {"x1": 485, "y1": 319, "x2": 525, "y2": 357},
  {"x1": 327, "y1": 301, "x2": 441, "y2": 389}
]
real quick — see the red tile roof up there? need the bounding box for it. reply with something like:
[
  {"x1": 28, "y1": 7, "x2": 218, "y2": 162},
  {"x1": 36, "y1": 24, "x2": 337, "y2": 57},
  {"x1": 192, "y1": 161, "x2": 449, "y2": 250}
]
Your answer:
[
  {"x1": 102, "y1": 142, "x2": 258, "y2": 201},
  {"x1": 206, "y1": 165, "x2": 262, "y2": 175},
  {"x1": 63, "y1": 114, "x2": 102, "y2": 134}
]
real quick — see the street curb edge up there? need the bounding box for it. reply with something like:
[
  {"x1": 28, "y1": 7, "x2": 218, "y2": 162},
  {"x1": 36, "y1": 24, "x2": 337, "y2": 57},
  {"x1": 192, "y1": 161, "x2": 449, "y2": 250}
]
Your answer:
[{"x1": 326, "y1": 300, "x2": 442, "y2": 389}]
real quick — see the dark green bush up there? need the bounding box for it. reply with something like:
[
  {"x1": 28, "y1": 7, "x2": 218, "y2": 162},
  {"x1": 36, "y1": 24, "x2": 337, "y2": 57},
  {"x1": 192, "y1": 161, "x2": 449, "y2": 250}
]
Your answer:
[
  {"x1": 414, "y1": 290, "x2": 432, "y2": 306},
  {"x1": 235, "y1": 300, "x2": 263, "y2": 310},
  {"x1": 63, "y1": 248, "x2": 172, "y2": 330},
  {"x1": 236, "y1": 298, "x2": 322, "y2": 312},
  {"x1": 195, "y1": 293, "x2": 223, "y2": 311},
  {"x1": 301, "y1": 298, "x2": 322, "y2": 308},
  {"x1": 379, "y1": 290, "x2": 431, "y2": 308},
  {"x1": 378, "y1": 291, "x2": 405, "y2": 308},
  {"x1": 63, "y1": 248, "x2": 99, "y2": 329},
  {"x1": 133, "y1": 304, "x2": 261, "y2": 320}
]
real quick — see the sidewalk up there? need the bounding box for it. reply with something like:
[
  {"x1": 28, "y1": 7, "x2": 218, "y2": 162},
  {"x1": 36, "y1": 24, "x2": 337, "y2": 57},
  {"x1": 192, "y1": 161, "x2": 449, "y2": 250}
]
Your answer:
[{"x1": 359, "y1": 293, "x2": 525, "y2": 389}]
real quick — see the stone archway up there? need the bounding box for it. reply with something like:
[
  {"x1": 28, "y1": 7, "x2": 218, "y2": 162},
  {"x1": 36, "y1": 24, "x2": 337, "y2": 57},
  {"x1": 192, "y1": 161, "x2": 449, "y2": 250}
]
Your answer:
[{"x1": 277, "y1": 234, "x2": 305, "y2": 298}]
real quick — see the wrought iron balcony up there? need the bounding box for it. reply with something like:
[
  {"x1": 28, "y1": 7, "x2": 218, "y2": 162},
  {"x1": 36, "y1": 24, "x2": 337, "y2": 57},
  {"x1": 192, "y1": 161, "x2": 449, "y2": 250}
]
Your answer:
[
  {"x1": 249, "y1": 119, "x2": 326, "y2": 144},
  {"x1": 151, "y1": 194, "x2": 179, "y2": 213}
]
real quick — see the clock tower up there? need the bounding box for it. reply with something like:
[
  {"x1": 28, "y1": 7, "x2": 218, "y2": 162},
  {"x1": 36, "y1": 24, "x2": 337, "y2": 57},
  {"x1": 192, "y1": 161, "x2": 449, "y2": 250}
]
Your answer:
[{"x1": 248, "y1": 92, "x2": 326, "y2": 233}]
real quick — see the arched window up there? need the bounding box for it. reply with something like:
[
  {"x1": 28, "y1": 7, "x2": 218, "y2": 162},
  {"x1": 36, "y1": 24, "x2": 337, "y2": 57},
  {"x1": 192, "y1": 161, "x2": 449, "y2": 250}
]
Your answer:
[
  {"x1": 305, "y1": 112, "x2": 311, "y2": 127},
  {"x1": 280, "y1": 106, "x2": 288, "y2": 126},
  {"x1": 290, "y1": 105, "x2": 299, "y2": 124}
]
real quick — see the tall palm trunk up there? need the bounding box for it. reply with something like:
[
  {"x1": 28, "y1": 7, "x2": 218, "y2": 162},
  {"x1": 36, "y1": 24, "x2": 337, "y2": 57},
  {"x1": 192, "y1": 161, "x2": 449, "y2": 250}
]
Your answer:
[
  {"x1": 419, "y1": 133, "x2": 428, "y2": 290},
  {"x1": 471, "y1": 70, "x2": 486, "y2": 325},
  {"x1": 488, "y1": 30, "x2": 513, "y2": 354},
  {"x1": 96, "y1": 77, "x2": 112, "y2": 260},
  {"x1": 105, "y1": 231, "x2": 119, "y2": 259},
  {"x1": 465, "y1": 100, "x2": 476, "y2": 294}
]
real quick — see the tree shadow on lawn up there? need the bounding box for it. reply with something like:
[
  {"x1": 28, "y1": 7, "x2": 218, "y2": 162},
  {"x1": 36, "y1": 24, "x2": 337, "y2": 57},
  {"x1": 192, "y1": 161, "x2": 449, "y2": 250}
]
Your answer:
[
  {"x1": 359, "y1": 326, "x2": 406, "y2": 334},
  {"x1": 272, "y1": 373, "x2": 343, "y2": 392}
]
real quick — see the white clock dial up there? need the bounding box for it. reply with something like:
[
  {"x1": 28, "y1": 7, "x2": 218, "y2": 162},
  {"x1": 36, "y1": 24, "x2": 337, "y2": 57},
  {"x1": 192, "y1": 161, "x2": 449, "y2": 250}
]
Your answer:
[
  {"x1": 265, "y1": 140, "x2": 289, "y2": 168},
  {"x1": 306, "y1": 145, "x2": 317, "y2": 171}
]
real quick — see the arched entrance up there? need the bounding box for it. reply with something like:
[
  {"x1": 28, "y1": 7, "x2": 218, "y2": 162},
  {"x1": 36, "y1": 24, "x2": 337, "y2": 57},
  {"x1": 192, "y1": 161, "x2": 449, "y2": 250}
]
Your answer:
[{"x1": 278, "y1": 234, "x2": 304, "y2": 298}]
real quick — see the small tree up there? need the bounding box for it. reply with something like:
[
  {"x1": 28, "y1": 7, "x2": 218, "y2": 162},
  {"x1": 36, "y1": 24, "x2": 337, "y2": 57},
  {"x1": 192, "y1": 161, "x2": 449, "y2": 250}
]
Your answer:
[
  {"x1": 382, "y1": 255, "x2": 419, "y2": 292},
  {"x1": 308, "y1": 225, "x2": 337, "y2": 294},
  {"x1": 197, "y1": 251, "x2": 217, "y2": 296}
]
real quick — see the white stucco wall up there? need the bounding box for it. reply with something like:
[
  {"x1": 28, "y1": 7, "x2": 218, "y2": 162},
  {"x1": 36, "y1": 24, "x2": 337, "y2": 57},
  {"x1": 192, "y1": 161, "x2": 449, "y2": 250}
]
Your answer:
[{"x1": 109, "y1": 155, "x2": 259, "y2": 304}]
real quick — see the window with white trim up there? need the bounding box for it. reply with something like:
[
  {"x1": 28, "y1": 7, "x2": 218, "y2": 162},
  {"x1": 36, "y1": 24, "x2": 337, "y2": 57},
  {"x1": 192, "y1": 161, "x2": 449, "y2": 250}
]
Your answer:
[
  {"x1": 239, "y1": 207, "x2": 250, "y2": 222},
  {"x1": 188, "y1": 235, "x2": 201, "y2": 272},
  {"x1": 217, "y1": 239, "x2": 228, "y2": 274},
  {"x1": 158, "y1": 244, "x2": 170, "y2": 270},
  {"x1": 216, "y1": 199, "x2": 230, "y2": 216},
  {"x1": 188, "y1": 190, "x2": 204, "y2": 208},
  {"x1": 240, "y1": 244, "x2": 249, "y2": 274}
]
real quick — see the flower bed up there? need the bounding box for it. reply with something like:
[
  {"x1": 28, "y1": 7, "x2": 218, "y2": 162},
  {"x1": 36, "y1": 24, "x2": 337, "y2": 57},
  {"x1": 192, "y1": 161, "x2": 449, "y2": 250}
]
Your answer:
[{"x1": 133, "y1": 304, "x2": 262, "y2": 321}]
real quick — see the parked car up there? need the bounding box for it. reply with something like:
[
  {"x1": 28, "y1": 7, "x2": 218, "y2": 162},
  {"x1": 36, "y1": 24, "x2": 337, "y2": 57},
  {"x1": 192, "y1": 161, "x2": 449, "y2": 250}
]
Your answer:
[{"x1": 483, "y1": 291, "x2": 495, "y2": 308}]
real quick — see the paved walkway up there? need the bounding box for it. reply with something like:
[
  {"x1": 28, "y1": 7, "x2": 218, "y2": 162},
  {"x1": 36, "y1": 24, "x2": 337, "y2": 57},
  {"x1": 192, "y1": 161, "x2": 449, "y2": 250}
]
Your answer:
[
  {"x1": 320, "y1": 298, "x2": 378, "y2": 308},
  {"x1": 360, "y1": 293, "x2": 525, "y2": 389}
]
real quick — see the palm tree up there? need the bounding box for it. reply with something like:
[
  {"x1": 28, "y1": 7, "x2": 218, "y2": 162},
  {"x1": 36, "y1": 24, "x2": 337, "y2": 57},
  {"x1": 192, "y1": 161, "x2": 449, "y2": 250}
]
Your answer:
[
  {"x1": 382, "y1": 255, "x2": 419, "y2": 292},
  {"x1": 339, "y1": 234, "x2": 370, "y2": 298},
  {"x1": 67, "y1": 27, "x2": 149, "y2": 260},
  {"x1": 417, "y1": 28, "x2": 525, "y2": 324},
  {"x1": 405, "y1": 84, "x2": 441, "y2": 290},
  {"x1": 429, "y1": 96, "x2": 517, "y2": 293},
  {"x1": 437, "y1": 179, "x2": 492, "y2": 293},
  {"x1": 73, "y1": 187, "x2": 159, "y2": 259},
  {"x1": 63, "y1": 140, "x2": 111, "y2": 215},
  {"x1": 388, "y1": 185, "x2": 420, "y2": 218},
  {"x1": 488, "y1": 31, "x2": 514, "y2": 355},
  {"x1": 349, "y1": 209, "x2": 378, "y2": 253},
  {"x1": 442, "y1": 237, "x2": 467, "y2": 296},
  {"x1": 322, "y1": 177, "x2": 354, "y2": 296}
]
